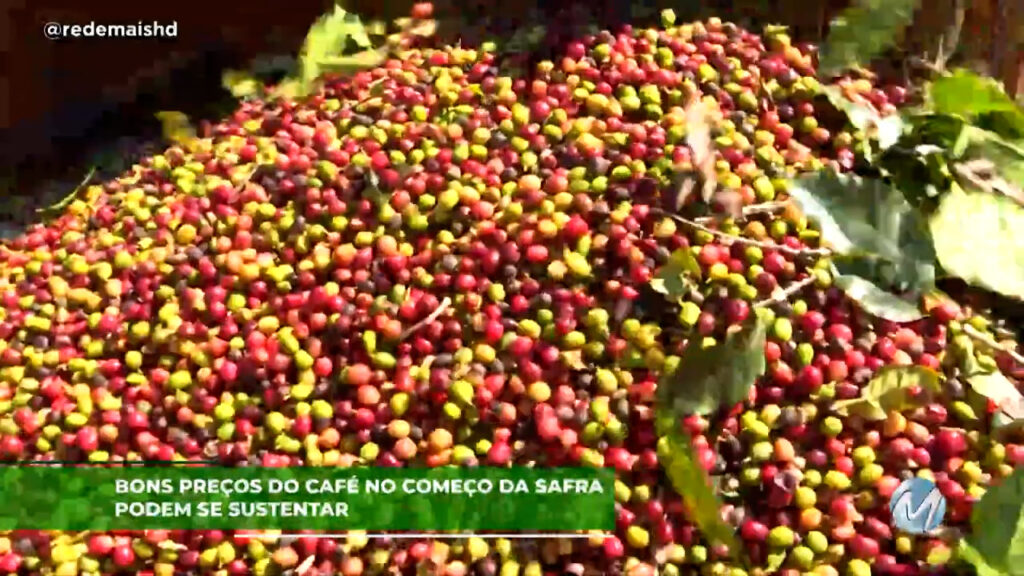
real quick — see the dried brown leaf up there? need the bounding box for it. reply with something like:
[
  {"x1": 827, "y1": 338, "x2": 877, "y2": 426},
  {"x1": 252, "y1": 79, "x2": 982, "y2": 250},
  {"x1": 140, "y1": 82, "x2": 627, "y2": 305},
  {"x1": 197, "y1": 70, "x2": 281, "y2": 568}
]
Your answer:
[
  {"x1": 955, "y1": 160, "x2": 1024, "y2": 206},
  {"x1": 685, "y1": 97, "x2": 719, "y2": 205},
  {"x1": 714, "y1": 189, "x2": 745, "y2": 219},
  {"x1": 296, "y1": 555, "x2": 316, "y2": 576}
]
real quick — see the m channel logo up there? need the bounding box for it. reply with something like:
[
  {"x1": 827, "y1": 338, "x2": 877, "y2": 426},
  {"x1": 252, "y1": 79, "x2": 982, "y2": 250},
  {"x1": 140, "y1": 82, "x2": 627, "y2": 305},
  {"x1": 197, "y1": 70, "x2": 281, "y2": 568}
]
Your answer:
[{"x1": 889, "y1": 477, "x2": 947, "y2": 534}]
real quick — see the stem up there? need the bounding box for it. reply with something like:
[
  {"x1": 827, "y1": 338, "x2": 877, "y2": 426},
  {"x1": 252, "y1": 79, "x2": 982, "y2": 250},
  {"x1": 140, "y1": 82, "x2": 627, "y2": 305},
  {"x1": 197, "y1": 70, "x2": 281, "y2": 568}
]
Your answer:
[
  {"x1": 907, "y1": 55, "x2": 946, "y2": 75},
  {"x1": 754, "y1": 275, "x2": 818, "y2": 308},
  {"x1": 655, "y1": 210, "x2": 832, "y2": 257},
  {"x1": 935, "y1": 0, "x2": 966, "y2": 71},
  {"x1": 993, "y1": 0, "x2": 1011, "y2": 90},
  {"x1": 38, "y1": 166, "x2": 97, "y2": 217},
  {"x1": 399, "y1": 296, "x2": 452, "y2": 341},
  {"x1": 995, "y1": 326, "x2": 1017, "y2": 340},
  {"x1": 963, "y1": 323, "x2": 1024, "y2": 366}
]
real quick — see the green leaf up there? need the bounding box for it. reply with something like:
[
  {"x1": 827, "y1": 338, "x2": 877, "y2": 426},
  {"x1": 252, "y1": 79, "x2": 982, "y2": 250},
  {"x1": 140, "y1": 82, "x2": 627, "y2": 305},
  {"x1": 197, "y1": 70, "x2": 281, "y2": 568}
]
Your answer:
[
  {"x1": 650, "y1": 249, "x2": 702, "y2": 298},
  {"x1": 865, "y1": 365, "x2": 942, "y2": 399},
  {"x1": 877, "y1": 145, "x2": 951, "y2": 209},
  {"x1": 905, "y1": 111, "x2": 974, "y2": 158},
  {"x1": 833, "y1": 366, "x2": 942, "y2": 420},
  {"x1": 833, "y1": 274, "x2": 925, "y2": 322},
  {"x1": 958, "y1": 541, "x2": 1009, "y2": 576},
  {"x1": 817, "y1": 0, "x2": 919, "y2": 77},
  {"x1": 788, "y1": 170, "x2": 936, "y2": 267},
  {"x1": 658, "y1": 315, "x2": 770, "y2": 417},
  {"x1": 654, "y1": 410, "x2": 737, "y2": 550},
  {"x1": 825, "y1": 87, "x2": 876, "y2": 129},
  {"x1": 968, "y1": 370, "x2": 1019, "y2": 402},
  {"x1": 962, "y1": 127, "x2": 1024, "y2": 160},
  {"x1": 980, "y1": 109, "x2": 1024, "y2": 141},
  {"x1": 834, "y1": 251, "x2": 935, "y2": 296},
  {"x1": 992, "y1": 411, "x2": 1024, "y2": 441},
  {"x1": 929, "y1": 184, "x2": 1024, "y2": 300},
  {"x1": 968, "y1": 370, "x2": 1024, "y2": 419},
  {"x1": 910, "y1": 113, "x2": 971, "y2": 153},
  {"x1": 928, "y1": 69, "x2": 1024, "y2": 122},
  {"x1": 824, "y1": 87, "x2": 904, "y2": 151},
  {"x1": 964, "y1": 466, "x2": 1024, "y2": 575}
]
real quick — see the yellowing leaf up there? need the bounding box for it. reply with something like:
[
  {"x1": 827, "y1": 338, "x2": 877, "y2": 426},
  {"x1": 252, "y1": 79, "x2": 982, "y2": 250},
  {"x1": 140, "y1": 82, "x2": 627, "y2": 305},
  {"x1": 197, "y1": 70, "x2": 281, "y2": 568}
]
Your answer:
[
  {"x1": 296, "y1": 4, "x2": 379, "y2": 96},
  {"x1": 831, "y1": 397, "x2": 888, "y2": 420},
  {"x1": 833, "y1": 365, "x2": 942, "y2": 420},
  {"x1": 968, "y1": 371, "x2": 1024, "y2": 419},
  {"x1": 155, "y1": 111, "x2": 197, "y2": 148},
  {"x1": 930, "y1": 184, "x2": 1024, "y2": 300},
  {"x1": 408, "y1": 19, "x2": 437, "y2": 37},
  {"x1": 317, "y1": 49, "x2": 388, "y2": 75},
  {"x1": 271, "y1": 79, "x2": 304, "y2": 101},
  {"x1": 561, "y1": 350, "x2": 587, "y2": 371},
  {"x1": 221, "y1": 69, "x2": 264, "y2": 99},
  {"x1": 564, "y1": 251, "x2": 592, "y2": 278}
]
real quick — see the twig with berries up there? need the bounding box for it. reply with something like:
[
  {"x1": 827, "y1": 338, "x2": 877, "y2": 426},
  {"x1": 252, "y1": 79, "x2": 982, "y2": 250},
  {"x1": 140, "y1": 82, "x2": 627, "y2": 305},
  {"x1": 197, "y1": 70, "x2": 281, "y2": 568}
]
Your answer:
[
  {"x1": 399, "y1": 296, "x2": 453, "y2": 341},
  {"x1": 693, "y1": 201, "x2": 791, "y2": 224},
  {"x1": 655, "y1": 210, "x2": 832, "y2": 258},
  {"x1": 753, "y1": 275, "x2": 819, "y2": 308},
  {"x1": 963, "y1": 323, "x2": 1024, "y2": 366}
]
